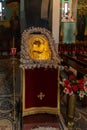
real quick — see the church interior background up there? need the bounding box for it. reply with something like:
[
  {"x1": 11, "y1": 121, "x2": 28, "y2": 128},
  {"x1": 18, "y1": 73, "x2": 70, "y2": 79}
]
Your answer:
[{"x1": 0, "y1": 0, "x2": 87, "y2": 130}]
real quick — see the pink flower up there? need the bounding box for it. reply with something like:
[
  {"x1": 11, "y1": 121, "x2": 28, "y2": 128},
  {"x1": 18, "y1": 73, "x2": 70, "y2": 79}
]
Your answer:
[
  {"x1": 63, "y1": 87, "x2": 69, "y2": 94},
  {"x1": 69, "y1": 91, "x2": 74, "y2": 96},
  {"x1": 84, "y1": 86, "x2": 87, "y2": 93},
  {"x1": 79, "y1": 91, "x2": 85, "y2": 98}
]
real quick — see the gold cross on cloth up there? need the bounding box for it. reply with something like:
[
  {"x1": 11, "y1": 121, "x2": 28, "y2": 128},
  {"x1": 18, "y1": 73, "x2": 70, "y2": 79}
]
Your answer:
[{"x1": 37, "y1": 92, "x2": 45, "y2": 100}]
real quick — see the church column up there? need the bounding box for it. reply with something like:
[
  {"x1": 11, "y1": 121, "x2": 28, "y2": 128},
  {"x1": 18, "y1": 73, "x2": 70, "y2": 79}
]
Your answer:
[
  {"x1": 52, "y1": 0, "x2": 60, "y2": 51},
  {"x1": 20, "y1": 0, "x2": 26, "y2": 32}
]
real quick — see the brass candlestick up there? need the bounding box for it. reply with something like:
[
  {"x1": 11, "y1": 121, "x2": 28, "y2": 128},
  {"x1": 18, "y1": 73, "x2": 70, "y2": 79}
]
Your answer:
[
  {"x1": 13, "y1": 56, "x2": 16, "y2": 121},
  {"x1": 11, "y1": 36, "x2": 17, "y2": 121}
]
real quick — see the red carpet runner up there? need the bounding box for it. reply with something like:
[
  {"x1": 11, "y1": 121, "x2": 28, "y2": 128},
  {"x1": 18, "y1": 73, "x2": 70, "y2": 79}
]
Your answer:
[{"x1": 23, "y1": 114, "x2": 67, "y2": 130}]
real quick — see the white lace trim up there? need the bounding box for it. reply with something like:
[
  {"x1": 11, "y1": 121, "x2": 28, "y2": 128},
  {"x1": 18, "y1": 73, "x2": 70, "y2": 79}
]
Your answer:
[{"x1": 31, "y1": 127, "x2": 59, "y2": 130}]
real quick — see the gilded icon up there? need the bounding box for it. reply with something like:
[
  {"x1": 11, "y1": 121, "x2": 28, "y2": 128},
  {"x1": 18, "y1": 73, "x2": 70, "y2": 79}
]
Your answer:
[{"x1": 28, "y1": 34, "x2": 51, "y2": 60}]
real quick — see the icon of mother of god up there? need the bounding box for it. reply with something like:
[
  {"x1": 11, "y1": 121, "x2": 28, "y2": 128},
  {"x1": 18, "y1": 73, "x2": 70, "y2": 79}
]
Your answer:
[{"x1": 28, "y1": 34, "x2": 51, "y2": 61}]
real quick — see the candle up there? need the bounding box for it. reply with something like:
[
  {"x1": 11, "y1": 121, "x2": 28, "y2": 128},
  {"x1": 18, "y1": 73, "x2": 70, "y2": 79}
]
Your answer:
[
  {"x1": 11, "y1": 36, "x2": 16, "y2": 55},
  {"x1": 13, "y1": 36, "x2": 15, "y2": 48}
]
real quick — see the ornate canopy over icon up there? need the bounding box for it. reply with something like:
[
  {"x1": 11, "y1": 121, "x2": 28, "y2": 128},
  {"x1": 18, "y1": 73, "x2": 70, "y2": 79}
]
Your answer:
[{"x1": 20, "y1": 27, "x2": 60, "y2": 69}]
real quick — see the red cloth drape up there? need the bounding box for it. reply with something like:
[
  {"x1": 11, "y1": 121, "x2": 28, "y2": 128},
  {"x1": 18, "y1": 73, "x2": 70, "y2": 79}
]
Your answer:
[{"x1": 24, "y1": 68, "x2": 58, "y2": 108}]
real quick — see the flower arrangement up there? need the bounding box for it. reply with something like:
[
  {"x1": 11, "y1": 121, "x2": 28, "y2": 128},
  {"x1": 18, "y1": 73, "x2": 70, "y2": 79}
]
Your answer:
[{"x1": 63, "y1": 74, "x2": 87, "y2": 99}]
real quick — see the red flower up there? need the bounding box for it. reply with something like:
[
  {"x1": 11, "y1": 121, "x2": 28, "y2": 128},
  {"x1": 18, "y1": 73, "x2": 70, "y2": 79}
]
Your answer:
[
  {"x1": 78, "y1": 84, "x2": 84, "y2": 90},
  {"x1": 78, "y1": 79, "x2": 85, "y2": 90},
  {"x1": 64, "y1": 80, "x2": 70, "y2": 86},
  {"x1": 72, "y1": 85, "x2": 78, "y2": 92},
  {"x1": 69, "y1": 75, "x2": 75, "y2": 79},
  {"x1": 67, "y1": 85, "x2": 72, "y2": 91},
  {"x1": 78, "y1": 79, "x2": 85, "y2": 84}
]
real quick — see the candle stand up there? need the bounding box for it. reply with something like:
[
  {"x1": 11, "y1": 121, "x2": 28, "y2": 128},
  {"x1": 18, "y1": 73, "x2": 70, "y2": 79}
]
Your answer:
[{"x1": 11, "y1": 46, "x2": 17, "y2": 130}]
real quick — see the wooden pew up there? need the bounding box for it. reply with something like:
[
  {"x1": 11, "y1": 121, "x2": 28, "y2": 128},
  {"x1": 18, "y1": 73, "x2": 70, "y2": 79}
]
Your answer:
[
  {"x1": 58, "y1": 43, "x2": 87, "y2": 55},
  {"x1": 60, "y1": 54, "x2": 87, "y2": 75},
  {"x1": 63, "y1": 54, "x2": 87, "y2": 67}
]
